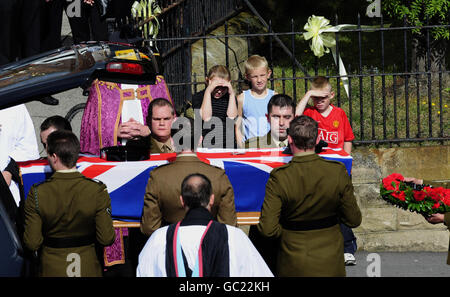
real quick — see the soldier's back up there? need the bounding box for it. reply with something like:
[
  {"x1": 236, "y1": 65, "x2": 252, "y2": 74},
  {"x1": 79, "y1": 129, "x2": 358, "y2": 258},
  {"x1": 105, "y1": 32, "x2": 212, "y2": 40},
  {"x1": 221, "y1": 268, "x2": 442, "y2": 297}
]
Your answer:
[
  {"x1": 24, "y1": 171, "x2": 115, "y2": 277},
  {"x1": 260, "y1": 154, "x2": 360, "y2": 276},
  {"x1": 146, "y1": 155, "x2": 236, "y2": 226}
]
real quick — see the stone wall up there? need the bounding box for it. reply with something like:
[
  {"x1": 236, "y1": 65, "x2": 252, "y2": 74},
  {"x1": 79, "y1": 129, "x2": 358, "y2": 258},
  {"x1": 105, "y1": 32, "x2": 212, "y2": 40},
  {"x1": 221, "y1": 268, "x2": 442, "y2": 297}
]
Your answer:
[
  {"x1": 191, "y1": 25, "x2": 248, "y2": 86},
  {"x1": 190, "y1": 12, "x2": 264, "y2": 93},
  {"x1": 352, "y1": 145, "x2": 450, "y2": 251}
]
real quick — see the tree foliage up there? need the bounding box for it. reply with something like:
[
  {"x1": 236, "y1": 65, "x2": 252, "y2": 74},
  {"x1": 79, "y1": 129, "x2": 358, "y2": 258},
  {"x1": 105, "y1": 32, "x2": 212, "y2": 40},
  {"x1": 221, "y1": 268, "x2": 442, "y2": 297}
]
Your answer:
[
  {"x1": 249, "y1": 0, "x2": 372, "y2": 31},
  {"x1": 382, "y1": 0, "x2": 450, "y2": 39}
]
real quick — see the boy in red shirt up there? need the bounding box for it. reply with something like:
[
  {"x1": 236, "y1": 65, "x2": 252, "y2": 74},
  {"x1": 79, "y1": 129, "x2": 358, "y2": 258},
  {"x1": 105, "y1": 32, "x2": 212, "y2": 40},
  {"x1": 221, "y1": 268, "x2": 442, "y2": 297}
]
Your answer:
[
  {"x1": 296, "y1": 76, "x2": 357, "y2": 265},
  {"x1": 295, "y1": 76, "x2": 354, "y2": 155}
]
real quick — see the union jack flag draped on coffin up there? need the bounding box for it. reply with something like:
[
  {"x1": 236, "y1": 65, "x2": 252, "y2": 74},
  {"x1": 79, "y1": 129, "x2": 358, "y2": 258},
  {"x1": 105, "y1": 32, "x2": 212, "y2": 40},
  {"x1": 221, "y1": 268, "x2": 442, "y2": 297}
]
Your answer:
[{"x1": 18, "y1": 148, "x2": 352, "y2": 222}]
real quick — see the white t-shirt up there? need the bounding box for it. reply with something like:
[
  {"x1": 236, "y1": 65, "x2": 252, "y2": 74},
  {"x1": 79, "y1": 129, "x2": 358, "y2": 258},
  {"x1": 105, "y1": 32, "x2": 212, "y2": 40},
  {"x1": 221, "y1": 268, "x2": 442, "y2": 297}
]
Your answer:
[{"x1": 0, "y1": 104, "x2": 39, "y2": 205}]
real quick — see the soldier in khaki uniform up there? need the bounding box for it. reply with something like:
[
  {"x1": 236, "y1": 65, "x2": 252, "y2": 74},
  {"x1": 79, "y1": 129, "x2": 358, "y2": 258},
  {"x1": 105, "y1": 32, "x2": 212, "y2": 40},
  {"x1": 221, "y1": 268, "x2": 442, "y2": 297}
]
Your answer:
[
  {"x1": 125, "y1": 98, "x2": 176, "y2": 154},
  {"x1": 245, "y1": 94, "x2": 295, "y2": 149},
  {"x1": 257, "y1": 115, "x2": 362, "y2": 277},
  {"x1": 244, "y1": 94, "x2": 296, "y2": 273},
  {"x1": 23, "y1": 130, "x2": 115, "y2": 277},
  {"x1": 120, "y1": 98, "x2": 177, "y2": 275},
  {"x1": 141, "y1": 117, "x2": 237, "y2": 237}
]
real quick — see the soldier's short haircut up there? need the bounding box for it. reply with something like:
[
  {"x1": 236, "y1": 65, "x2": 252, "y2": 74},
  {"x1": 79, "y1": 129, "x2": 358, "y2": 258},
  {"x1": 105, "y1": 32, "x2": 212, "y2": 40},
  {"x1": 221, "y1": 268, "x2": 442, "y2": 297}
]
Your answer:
[
  {"x1": 181, "y1": 173, "x2": 212, "y2": 209},
  {"x1": 146, "y1": 98, "x2": 175, "y2": 124},
  {"x1": 40, "y1": 115, "x2": 72, "y2": 132},
  {"x1": 46, "y1": 130, "x2": 80, "y2": 168},
  {"x1": 288, "y1": 115, "x2": 318, "y2": 150},
  {"x1": 267, "y1": 94, "x2": 296, "y2": 114}
]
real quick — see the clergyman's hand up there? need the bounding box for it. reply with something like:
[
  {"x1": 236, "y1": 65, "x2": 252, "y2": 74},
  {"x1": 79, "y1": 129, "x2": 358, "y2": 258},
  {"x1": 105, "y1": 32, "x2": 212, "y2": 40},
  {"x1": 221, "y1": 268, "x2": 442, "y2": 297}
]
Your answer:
[{"x1": 118, "y1": 118, "x2": 150, "y2": 140}]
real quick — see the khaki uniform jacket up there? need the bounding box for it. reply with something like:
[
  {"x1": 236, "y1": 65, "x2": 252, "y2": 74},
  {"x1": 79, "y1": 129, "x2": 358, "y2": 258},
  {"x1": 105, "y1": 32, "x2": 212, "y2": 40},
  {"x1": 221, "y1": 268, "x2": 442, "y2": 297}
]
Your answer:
[
  {"x1": 23, "y1": 171, "x2": 115, "y2": 277},
  {"x1": 424, "y1": 180, "x2": 450, "y2": 265},
  {"x1": 126, "y1": 135, "x2": 173, "y2": 154},
  {"x1": 141, "y1": 154, "x2": 237, "y2": 236},
  {"x1": 149, "y1": 136, "x2": 174, "y2": 154},
  {"x1": 257, "y1": 153, "x2": 362, "y2": 277},
  {"x1": 245, "y1": 132, "x2": 286, "y2": 149}
]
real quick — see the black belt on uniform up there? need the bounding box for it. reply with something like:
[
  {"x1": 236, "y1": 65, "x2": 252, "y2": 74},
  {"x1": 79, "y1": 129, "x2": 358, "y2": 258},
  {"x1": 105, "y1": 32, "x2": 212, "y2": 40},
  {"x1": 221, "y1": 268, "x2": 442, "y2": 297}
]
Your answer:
[
  {"x1": 281, "y1": 215, "x2": 338, "y2": 231},
  {"x1": 43, "y1": 235, "x2": 95, "y2": 248}
]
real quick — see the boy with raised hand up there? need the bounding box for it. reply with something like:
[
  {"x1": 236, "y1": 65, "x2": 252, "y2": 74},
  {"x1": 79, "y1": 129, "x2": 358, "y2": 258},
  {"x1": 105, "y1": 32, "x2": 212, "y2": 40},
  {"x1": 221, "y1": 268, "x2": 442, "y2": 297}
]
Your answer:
[
  {"x1": 192, "y1": 65, "x2": 238, "y2": 148},
  {"x1": 296, "y1": 76, "x2": 357, "y2": 265},
  {"x1": 236, "y1": 55, "x2": 277, "y2": 147},
  {"x1": 295, "y1": 76, "x2": 354, "y2": 155}
]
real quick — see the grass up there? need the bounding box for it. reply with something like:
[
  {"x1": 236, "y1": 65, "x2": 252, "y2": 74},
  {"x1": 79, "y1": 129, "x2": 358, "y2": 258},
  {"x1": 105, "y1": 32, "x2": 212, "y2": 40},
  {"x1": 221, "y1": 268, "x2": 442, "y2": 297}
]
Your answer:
[{"x1": 270, "y1": 66, "x2": 450, "y2": 147}]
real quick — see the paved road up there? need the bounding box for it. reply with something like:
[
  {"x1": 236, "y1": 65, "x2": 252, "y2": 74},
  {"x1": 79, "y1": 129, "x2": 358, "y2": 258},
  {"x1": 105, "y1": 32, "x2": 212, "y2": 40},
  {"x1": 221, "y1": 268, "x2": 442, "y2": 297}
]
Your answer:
[{"x1": 346, "y1": 251, "x2": 449, "y2": 277}]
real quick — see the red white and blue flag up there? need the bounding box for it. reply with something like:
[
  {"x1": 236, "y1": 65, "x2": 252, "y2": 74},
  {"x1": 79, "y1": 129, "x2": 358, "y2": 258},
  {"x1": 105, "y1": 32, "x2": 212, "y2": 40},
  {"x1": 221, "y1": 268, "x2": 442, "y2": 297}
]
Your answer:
[{"x1": 18, "y1": 148, "x2": 352, "y2": 222}]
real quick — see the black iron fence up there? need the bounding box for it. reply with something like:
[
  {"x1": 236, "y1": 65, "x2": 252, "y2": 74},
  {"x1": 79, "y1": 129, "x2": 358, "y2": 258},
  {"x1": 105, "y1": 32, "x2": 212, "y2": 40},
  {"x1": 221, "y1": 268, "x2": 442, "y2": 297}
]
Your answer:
[
  {"x1": 148, "y1": 4, "x2": 449, "y2": 146},
  {"x1": 154, "y1": 0, "x2": 244, "y2": 108}
]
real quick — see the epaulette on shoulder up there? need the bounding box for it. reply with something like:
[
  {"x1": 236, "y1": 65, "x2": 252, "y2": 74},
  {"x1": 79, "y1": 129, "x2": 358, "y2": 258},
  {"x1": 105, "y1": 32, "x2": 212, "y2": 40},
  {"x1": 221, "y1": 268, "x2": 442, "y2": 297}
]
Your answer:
[
  {"x1": 149, "y1": 162, "x2": 172, "y2": 174},
  {"x1": 210, "y1": 163, "x2": 226, "y2": 171},
  {"x1": 82, "y1": 176, "x2": 106, "y2": 187},
  {"x1": 244, "y1": 137, "x2": 258, "y2": 148},
  {"x1": 319, "y1": 157, "x2": 346, "y2": 167},
  {"x1": 32, "y1": 178, "x2": 52, "y2": 189},
  {"x1": 154, "y1": 162, "x2": 172, "y2": 170},
  {"x1": 270, "y1": 162, "x2": 290, "y2": 174}
]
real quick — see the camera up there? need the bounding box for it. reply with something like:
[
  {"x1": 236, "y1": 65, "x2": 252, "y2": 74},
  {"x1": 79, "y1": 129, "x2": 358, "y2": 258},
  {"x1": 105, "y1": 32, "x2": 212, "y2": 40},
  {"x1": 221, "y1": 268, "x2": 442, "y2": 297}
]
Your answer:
[{"x1": 212, "y1": 86, "x2": 228, "y2": 97}]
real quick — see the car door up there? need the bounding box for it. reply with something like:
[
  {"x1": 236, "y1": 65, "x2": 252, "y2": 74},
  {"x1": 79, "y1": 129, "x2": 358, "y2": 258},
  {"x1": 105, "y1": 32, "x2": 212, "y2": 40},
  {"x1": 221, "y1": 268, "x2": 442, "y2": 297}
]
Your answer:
[{"x1": 0, "y1": 175, "x2": 24, "y2": 277}]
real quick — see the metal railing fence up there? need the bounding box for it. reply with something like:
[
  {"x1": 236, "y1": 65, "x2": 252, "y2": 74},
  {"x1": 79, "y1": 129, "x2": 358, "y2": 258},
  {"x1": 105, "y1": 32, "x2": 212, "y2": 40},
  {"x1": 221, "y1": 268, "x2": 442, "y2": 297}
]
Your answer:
[{"x1": 147, "y1": 3, "x2": 449, "y2": 145}]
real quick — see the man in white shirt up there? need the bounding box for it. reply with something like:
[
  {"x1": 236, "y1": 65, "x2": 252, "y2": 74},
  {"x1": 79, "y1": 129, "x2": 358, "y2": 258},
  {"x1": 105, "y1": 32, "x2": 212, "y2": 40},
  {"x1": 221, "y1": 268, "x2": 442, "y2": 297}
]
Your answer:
[
  {"x1": 0, "y1": 104, "x2": 39, "y2": 207},
  {"x1": 137, "y1": 173, "x2": 273, "y2": 277}
]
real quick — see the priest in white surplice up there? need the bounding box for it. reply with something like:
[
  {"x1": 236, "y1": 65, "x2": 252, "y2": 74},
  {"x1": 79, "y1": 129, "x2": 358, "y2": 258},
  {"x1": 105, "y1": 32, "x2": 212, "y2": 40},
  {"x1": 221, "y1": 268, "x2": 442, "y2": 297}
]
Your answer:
[{"x1": 137, "y1": 173, "x2": 273, "y2": 277}]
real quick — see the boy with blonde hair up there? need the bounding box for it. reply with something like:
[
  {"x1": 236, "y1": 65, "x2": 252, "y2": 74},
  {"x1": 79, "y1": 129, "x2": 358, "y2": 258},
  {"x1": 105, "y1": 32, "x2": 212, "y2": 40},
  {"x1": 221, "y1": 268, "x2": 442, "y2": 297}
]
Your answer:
[
  {"x1": 295, "y1": 76, "x2": 354, "y2": 154},
  {"x1": 236, "y1": 55, "x2": 277, "y2": 146}
]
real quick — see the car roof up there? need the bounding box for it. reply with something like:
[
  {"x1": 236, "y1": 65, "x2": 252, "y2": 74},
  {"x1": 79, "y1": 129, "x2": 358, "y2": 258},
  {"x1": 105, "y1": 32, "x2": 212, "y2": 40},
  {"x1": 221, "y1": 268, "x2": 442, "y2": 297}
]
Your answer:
[{"x1": 0, "y1": 42, "x2": 160, "y2": 110}]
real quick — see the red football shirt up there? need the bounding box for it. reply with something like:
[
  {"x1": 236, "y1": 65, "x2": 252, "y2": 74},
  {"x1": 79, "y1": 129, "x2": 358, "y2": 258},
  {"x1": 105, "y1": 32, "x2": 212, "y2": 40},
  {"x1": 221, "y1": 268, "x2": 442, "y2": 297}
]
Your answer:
[{"x1": 303, "y1": 105, "x2": 354, "y2": 149}]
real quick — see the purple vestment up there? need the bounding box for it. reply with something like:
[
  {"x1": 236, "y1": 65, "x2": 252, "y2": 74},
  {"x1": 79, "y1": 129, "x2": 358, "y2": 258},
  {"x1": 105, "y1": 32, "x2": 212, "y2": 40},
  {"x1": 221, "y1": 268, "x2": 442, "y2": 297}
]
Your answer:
[
  {"x1": 79, "y1": 76, "x2": 173, "y2": 267},
  {"x1": 80, "y1": 75, "x2": 173, "y2": 155}
]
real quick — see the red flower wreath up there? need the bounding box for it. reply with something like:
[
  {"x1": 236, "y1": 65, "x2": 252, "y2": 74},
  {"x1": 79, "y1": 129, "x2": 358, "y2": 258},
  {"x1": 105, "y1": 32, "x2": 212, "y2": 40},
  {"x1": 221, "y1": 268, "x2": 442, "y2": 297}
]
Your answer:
[{"x1": 380, "y1": 173, "x2": 450, "y2": 216}]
